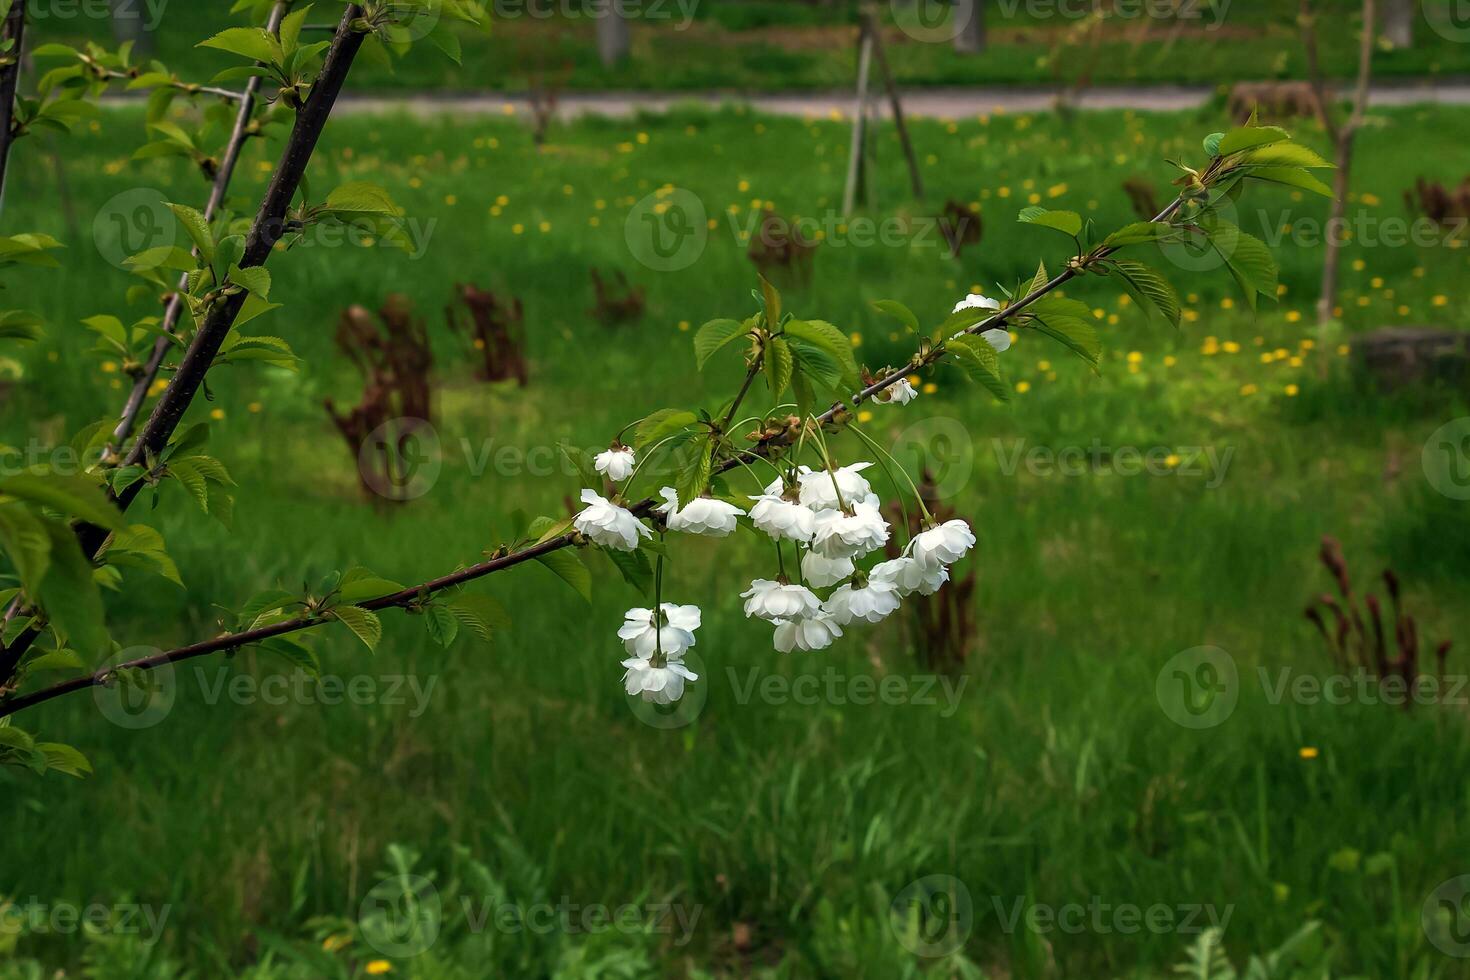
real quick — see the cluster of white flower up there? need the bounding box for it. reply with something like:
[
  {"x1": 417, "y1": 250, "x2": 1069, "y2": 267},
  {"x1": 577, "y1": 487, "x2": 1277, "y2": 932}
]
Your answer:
[{"x1": 581, "y1": 292, "x2": 1000, "y2": 705}]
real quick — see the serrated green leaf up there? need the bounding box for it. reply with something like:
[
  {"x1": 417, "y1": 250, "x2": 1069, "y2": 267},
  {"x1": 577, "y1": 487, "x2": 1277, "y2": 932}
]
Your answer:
[
  {"x1": 447, "y1": 593, "x2": 510, "y2": 641},
  {"x1": 693, "y1": 318, "x2": 748, "y2": 370},
  {"x1": 1216, "y1": 125, "x2": 1290, "y2": 157},
  {"x1": 424, "y1": 603, "x2": 459, "y2": 647},
  {"x1": 871, "y1": 299, "x2": 919, "y2": 334},
  {"x1": 331, "y1": 605, "x2": 382, "y2": 652},
  {"x1": 946, "y1": 335, "x2": 1010, "y2": 402},
  {"x1": 1108, "y1": 259, "x2": 1182, "y2": 327},
  {"x1": 603, "y1": 546, "x2": 654, "y2": 599},
  {"x1": 784, "y1": 318, "x2": 858, "y2": 389},
  {"x1": 1018, "y1": 207, "x2": 1082, "y2": 238},
  {"x1": 535, "y1": 548, "x2": 592, "y2": 603},
  {"x1": 0, "y1": 472, "x2": 122, "y2": 530},
  {"x1": 764, "y1": 335, "x2": 793, "y2": 399},
  {"x1": 633, "y1": 409, "x2": 698, "y2": 452}
]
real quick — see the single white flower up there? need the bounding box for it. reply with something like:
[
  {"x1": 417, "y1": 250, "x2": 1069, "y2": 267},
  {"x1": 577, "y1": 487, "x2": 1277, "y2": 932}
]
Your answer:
[
  {"x1": 876, "y1": 377, "x2": 918, "y2": 405},
  {"x1": 953, "y1": 292, "x2": 1002, "y2": 314},
  {"x1": 798, "y1": 462, "x2": 875, "y2": 511},
  {"x1": 772, "y1": 611, "x2": 844, "y2": 653},
  {"x1": 594, "y1": 445, "x2": 636, "y2": 482},
  {"x1": 741, "y1": 579, "x2": 821, "y2": 622},
  {"x1": 747, "y1": 493, "x2": 815, "y2": 543},
  {"x1": 810, "y1": 501, "x2": 890, "y2": 559},
  {"x1": 870, "y1": 556, "x2": 949, "y2": 597},
  {"x1": 617, "y1": 603, "x2": 701, "y2": 659},
  {"x1": 824, "y1": 578, "x2": 902, "y2": 625},
  {"x1": 657, "y1": 487, "x2": 744, "y2": 537},
  {"x1": 621, "y1": 656, "x2": 698, "y2": 704},
  {"x1": 801, "y1": 551, "x2": 854, "y2": 588},
  {"x1": 909, "y1": 519, "x2": 976, "y2": 569},
  {"x1": 574, "y1": 489, "x2": 651, "y2": 551},
  {"x1": 762, "y1": 466, "x2": 809, "y2": 497}
]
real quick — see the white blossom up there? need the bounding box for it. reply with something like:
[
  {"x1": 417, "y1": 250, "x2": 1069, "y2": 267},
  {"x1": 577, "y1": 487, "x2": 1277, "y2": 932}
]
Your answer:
[
  {"x1": 876, "y1": 377, "x2": 918, "y2": 405},
  {"x1": 574, "y1": 489, "x2": 652, "y2": 551},
  {"x1": 594, "y1": 446, "x2": 636, "y2": 482},
  {"x1": 798, "y1": 462, "x2": 875, "y2": 511},
  {"x1": 953, "y1": 292, "x2": 1002, "y2": 315},
  {"x1": 870, "y1": 556, "x2": 948, "y2": 597},
  {"x1": 741, "y1": 579, "x2": 821, "y2": 622},
  {"x1": 801, "y1": 551, "x2": 854, "y2": 588},
  {"x1": 657, "y1": 487, "x2": 744, "y2": 537},
  {"x1": 810, "y1": 501, "x2": 890, "y2": 559},
  {"x1": 909, "y1": 519, "x2": 976, "y2": 569},
  {"x1": 772, "y1": 612, "x2": 844, "y2": 653},
  {"x1": 952, "y1": 293, "x2": 1011, "y2": 352},
  {"x1": 980, "y1": 327, "x2": 1013, "y2": 354},
  {"x1": 824, "y1": 579, "x2": 902, "y2": 625},
  {"x1": 621, "y1": 656, "x2": 698, "y2": 704},
  {"x1": 617, "y1": 603, "x2": 701, "y2": 659},
  {"x1": 747, "y1": 493, "x2": 815, "y2": 543}
]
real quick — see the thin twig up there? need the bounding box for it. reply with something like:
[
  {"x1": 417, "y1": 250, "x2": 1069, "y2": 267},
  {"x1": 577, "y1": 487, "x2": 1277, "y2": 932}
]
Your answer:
[
  {"x1": 0, "y1": 196, "x2": 1192, "y2": 720},
  {"x1": 108, "y1": 0, "x2": 289, "y2": 455}
]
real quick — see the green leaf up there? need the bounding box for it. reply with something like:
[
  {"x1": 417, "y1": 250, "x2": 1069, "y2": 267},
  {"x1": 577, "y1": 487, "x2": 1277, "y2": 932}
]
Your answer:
[
  {"x1": 1018, "y1": 207, "x2": 1082, "y2": 238},
  {"x1": 0, "y1": 472, "x2": 122, "y2": 530},
  {"x1": 1203, "y1": 132, "x2": 1225, "y2": 157},
  {"x1": 36, "y1": 742, "x2": 92, "y2": 778},
  {"x1": 0, "y1": 502, "x2": 51, "y2": 594},
  {"x1": 1208, "y1": 221, "x2": 1278, "y2": 305},
  {"x1": 946, "y1": 335, "x2": 1009, "y2": 402},
  {"x1": 167, "y1": 203, "x2": 215, "y2": 265},
  {"x1": 102, "y1": 524, "x2": 182, "y2": 587},
  {"x1": 228, "y1": 264, "x2": 271, "y2": 300},
  {"x1": 279, "y1": 2, "x2": 312, "y2": 55},
  {"x1": 1246, "y1": 166, "x2": 1335, "y2": 198},
  {"x1": 633, "y1": 409, "x2": 698, "y2": 452},
  {"x1": 446, "y1": 593, "x2": 510, "y2": 641},
  {"x1": 37, "y1": 518, "x2": 107, "y2": 656},
  {"x1": 339, "y1": 566, "x2": 405, "y2": 604},
  {"x1": 259, "y1": 636, "x2": 320, "y2": 678},
  {"x1": 788, "y1": 338, "x2": 845, "y2": 393},
  {"x1": 764, "y1": 335, "x2": 793, "y2": 399},
  {"x1": 331, "y1": 605, "x2": 382, "y2": 652},
  {"x1": 784, "y1": 318, "x2": 858, "y2": 388},
  {"x1": 870, "y1": 299, "x2": 919, "y2": 335},
  {"x1": 198, "y1": 26, "x2": 284, "y2": 65},
  {"x1": 1031, "y1": 313, "x2": 1101, "y2": 368},
  {"x1": 1103, "y1": 222, "x2": 1172, "y2": 248},
  {"x1": 324, "y1": 181, "x2": 403, "y2": 216},
  {"x1": 1108, "y1": 259, "x2": 1182, "y2": 327},
  {"x1": 604, "y1": 546, "x2": 653, "y2": 599},
  {"x1": 1240, "y1": 141, "x2": 1333, "y2": 170},
  {"x1": 424, "y1": 603, "x2": 459, "y2": 647},
  {"x1": 693, "y1": 318, "x2": 749, "y2": 370},
  {"x1": 534, "y1": 548, "x2": 592, "y2": 603},
  {"x1": 165, "y1": 459, "x2": 210, "y2": 512},
  {"x1": 1216, "y1": 125, "x2": 1290, "y2": 157},
  {"x1": 759, "y1": 275, "x2": 781, "y2": 328}
]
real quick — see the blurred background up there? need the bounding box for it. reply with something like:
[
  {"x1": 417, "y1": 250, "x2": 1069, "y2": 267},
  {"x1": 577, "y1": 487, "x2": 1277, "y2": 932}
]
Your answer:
[{"x1": 2, "y1": 1, "x2": 1470, "y2": 977}]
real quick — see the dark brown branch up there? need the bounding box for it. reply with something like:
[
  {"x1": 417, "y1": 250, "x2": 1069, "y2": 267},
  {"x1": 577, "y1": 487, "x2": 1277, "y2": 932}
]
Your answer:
[
  {"x1": 0, "y1": 0, "x2": 28, "y2": 210},
  {"x1": 0, "y1": 191, "x2": 1194, "y2": 721},
  {"x1": 109, "y1": 0, "x2": 288, "y2": 454},
  {"x1": 0, "y1": 4, "x2": 367, "y2": 690}
]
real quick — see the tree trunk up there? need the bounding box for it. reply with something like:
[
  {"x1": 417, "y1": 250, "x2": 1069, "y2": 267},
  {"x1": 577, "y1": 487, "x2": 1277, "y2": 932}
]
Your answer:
[
  {"x1": 953, "y1": 0, "x2": 985, "y2": 54},
  {"x1": 1382, "y1": 0, "x2": 1413, "y2": 48},
  {"x1": 108, "y1": 0, "x2": 155, "y2": 56},
  {"x1": 596, "y1": 0, "x2": 630, "y2": 67}
]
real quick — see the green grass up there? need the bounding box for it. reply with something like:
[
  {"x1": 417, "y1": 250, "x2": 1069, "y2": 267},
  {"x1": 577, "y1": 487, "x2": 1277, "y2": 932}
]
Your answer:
[
  {"x1": 33, "y1": 0, "x2": 1470, "y2": 94},
  {"x1": 2, "y1": 95, "x2": 1470, "y2": 978}
]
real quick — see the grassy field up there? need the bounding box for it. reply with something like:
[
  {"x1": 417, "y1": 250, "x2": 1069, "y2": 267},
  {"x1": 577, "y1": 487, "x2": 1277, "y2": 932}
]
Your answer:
[
  {"x1": 1, "y1": 94, "x2": 1470, "y2": 977},
  {"x1": 35, "y1": 0, "x2": 1470, "y2": 93}
]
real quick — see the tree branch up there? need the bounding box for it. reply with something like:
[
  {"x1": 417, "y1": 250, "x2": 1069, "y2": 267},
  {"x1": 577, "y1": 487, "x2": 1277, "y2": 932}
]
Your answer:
[
  {"x1": 0, "y1": 196, "x2": 1193, "y2": 720},
  {"x1": 0, "y1": 0, "x2": 29, "y2": 213},
  {"x1": 107, "y1": 0, "x2": 289, "y2": 455}
]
